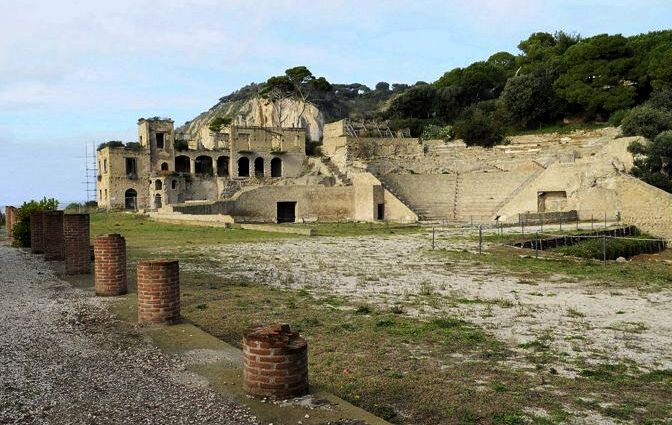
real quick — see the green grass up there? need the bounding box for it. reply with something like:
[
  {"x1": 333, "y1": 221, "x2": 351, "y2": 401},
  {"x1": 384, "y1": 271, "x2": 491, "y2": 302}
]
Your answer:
[
  {"x1": 90, "y1": 212, "x2": 300, "y2": 250},
  {"x1": 290, "y1": 221, "x2": 421, "y2": 237},
  {"x1": 434, "y1": 247, "x2": 672, "y2": 290},
  {"x1": 552, "y1": 234, "x2": 665, "y2": 260}
]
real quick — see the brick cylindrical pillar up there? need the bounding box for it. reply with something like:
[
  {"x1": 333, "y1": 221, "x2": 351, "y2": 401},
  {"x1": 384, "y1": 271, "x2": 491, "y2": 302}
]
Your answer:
[
  {"x1": 30, "y1": 212, "x2": 45, "y2": 253},
  {"x1": 243, "y1": 324, "x2": 309, "y2": 399},
  {"x1": 42, "y1": 211, "x2": 64, "y2": 261},
  {"x1": 5, "y1": 206, "x2": 17, "y2": 240},
  {"x1": 64, "y1": 214, "x2": 91, "y2": 275},
  {"x1": 137, "y1": 260, "x2": 180, "y2": 325},
  {"x1": 94, "y1": 234, "x2": 127, "y2": 296}
]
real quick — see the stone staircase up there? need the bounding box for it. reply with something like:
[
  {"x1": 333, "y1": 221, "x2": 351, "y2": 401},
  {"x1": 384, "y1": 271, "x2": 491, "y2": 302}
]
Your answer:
[
  {"x1": 320, "y1": 157, "x2": 352, "y2": 185},
  {"x1": 220, "y1": 180, "x2": 242, "y2": 199}
]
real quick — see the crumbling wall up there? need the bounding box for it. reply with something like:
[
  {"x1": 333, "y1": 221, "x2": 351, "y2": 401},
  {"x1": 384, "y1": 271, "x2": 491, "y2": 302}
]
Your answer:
[{"x1": 617, "y1": 175, "x2": 672, "y2": 240}]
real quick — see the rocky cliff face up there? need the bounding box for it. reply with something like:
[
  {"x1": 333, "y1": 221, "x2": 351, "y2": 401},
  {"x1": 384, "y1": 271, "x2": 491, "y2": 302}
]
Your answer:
[{"x1": 177, "y1": 96, "x2": 324, "y2": 142}]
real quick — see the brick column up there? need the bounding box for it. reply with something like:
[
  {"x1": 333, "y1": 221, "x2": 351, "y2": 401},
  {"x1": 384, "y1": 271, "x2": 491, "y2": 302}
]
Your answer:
[
  {"x1": 243, "y1": 324, "x2": 309, "y2": 399},
  {"x1": 30, "y1": 212, "x2": 45, "y2": 253},
  {"x1": 137, "y1": 260, "x2": 180, "y2": 325},
  {"x1": 5, "y1": 206, "x2": 17, "y2": 240},
  {"x1": 64, "y1": 214, "x2": 91, "y2": 275},
  {"x1": 42, "y1": 211, "x2": 64, "y2": 261},
  {"x1": 93, "y1": 234, "x2": 127, "y2": 296}
]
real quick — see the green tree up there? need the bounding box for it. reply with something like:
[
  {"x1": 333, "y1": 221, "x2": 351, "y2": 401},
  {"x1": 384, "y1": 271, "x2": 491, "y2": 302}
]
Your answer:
[
  {"x1": 453, "y1": 102, "x2": 505, "y2": 147},
  {"x1": 554, "y1": 34, "x2": 636, "y2": 117},
  {"x1": 501, "y1": 69, "x2": 562, "y2": 128},
  {"x1": 621, "y1": 105, "x2": 672, "y2": 140},
  {"x1": 628, "y1": 130, "x2": 672, "y2": 192}
]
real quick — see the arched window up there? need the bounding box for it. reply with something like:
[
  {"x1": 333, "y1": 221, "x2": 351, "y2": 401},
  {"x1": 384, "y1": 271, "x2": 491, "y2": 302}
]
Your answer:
[
  {"x1": 155, "y1": 179, "x2": 163, "y2": 190},
  {"x1": 171, "y1": 179, "x2": 177, "y2": 190},
  {"x1": 124, "y1": 189, "x2": 137, "y2": 210},
  {"x1": 195, "y1": 156, "x2": 214, "y2": 176},
  {"x1": 254, "y1": 157, "x2": 264, "y2": 177},
  {"x1": 154, "y1": 194, "x2": 162, "y2": 209},
  {"x1": 160, "y1": 162, "x2": 169, "y2": 171},
  {"x1": 238, "y1": 157, "x2": 250, "y2": 177},
  {"x1": 271, "y1": 157, "x2": 282, "y2": 177},
  {"x1": 217, "y1": 156, "x2": 230, "y2": 177},
  {"x1": 175, "y1": 155, "x2": 190, "y2": 173}
]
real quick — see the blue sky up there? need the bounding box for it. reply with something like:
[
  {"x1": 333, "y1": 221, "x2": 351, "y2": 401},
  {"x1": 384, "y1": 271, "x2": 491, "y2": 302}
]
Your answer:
[{"x1": 2, "y1": 0, "x2": 671, "y2": 206}]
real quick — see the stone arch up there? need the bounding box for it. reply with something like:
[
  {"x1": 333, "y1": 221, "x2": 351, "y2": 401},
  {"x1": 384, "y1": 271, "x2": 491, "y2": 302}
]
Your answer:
[
  {"x1": 195, "y1": 156, "x2": 214, "y2": 176},
  {"x1": 155, "y1": 179, "x2": 163, "y2": 190},
  {"x1": 160, "y1": 162, "x2": 169, "y2": 171},
  {"x1": 238, "y1": 157, "x2": 250, "y2": 177},
  {"x1": 254, "y1": 157, "x2": 264, "y2": 177},
  {"x1": 124, "y1": 189, "x2": 137, "y2": 210},
  {"x1": 217, "y1": 156, "x2": 230, "y2": 177},
  {"x1": 175, "y1": 155, "x2": 190, "y2": 173},
  {"x1": 271, "y1": 157, "x2": 282, "y2": 178}
]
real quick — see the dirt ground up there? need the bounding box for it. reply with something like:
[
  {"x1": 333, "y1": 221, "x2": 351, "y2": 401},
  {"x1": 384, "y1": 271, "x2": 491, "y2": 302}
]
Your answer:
[{"x1": 184, "y1": 230, "x2": 672, "y2": 376}]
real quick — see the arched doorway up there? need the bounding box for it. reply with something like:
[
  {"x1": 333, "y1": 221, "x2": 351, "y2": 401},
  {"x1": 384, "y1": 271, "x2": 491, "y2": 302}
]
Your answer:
[
  {"x1": 154, "y1": 194, "x2": 162, "y2": 209},
  {"x1": 238, "y1": 157, "x2": 250, "y2": 177},
  {"x1": 271, "y1": 157, "x2": 282, "y2": 177},
  {"x1": 254, "y1": 157, "x2": 264, "y2": 177},
  {"x1": 155, "y1": 179, "x2": 163, "y2": 190},
  {"x1": 160, "y1": 162, "x2": 169, "y2": 171},
  {"x1": 124, "y1": 189, "x2": 137, "y2": 210},
  {"x1": 217, "y1": 156, "x2": 230, "y2": 177},
  {"x1": 175, "y1": 155, "x2": 190, "y2": 173},
  {"x1": 195, "y1": 156, "x2": 214, "y2": 176}
]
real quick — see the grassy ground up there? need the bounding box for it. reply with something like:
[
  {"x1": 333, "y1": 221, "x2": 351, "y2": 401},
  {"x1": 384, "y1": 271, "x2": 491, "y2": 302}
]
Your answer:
[
  {"x1": 433, "y1": 246, "x2": 672, "y2": 290},
  {"x1": 89, "y1": 213, "x2": 672, "y2": 424},
  {"x1": 290, "y1": 221, "x2": 421, "y2": 237}
]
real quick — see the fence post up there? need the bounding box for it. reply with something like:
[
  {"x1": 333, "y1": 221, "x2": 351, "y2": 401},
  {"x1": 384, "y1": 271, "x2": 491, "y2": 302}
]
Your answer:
[
  {"x1": 520, "y1": 214, "x2": 524, "y2": 238},
  {"x1": 559, "y1": 216, "x2": 563, "y2": 232},
  {"x1": 591, "y1": 215, "x2": 594, "y2": 230},
  {"x1": 603, "y1": 234, "x2": 607, "y2": 264},
  {"x1": 541, "y1": 215, "x2": 544, "y2": 233},
  {"x1": 535, "y1": 232, "x2": 539, "y2": 258},
  {"x1": 432, "y1": 226, "x2": 435, "y2": 250},
  {"x1": 604, "y1": 212, "x2": 607, "y2": 229},
  {"x1": 478, "y1": 225, "x2": 483, "y2": 255}
]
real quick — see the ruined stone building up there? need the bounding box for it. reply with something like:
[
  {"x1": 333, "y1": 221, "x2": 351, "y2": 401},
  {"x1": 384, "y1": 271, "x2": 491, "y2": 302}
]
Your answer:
[{"x1": 97, "y1": 116, "x2": 672, "y2": 240}]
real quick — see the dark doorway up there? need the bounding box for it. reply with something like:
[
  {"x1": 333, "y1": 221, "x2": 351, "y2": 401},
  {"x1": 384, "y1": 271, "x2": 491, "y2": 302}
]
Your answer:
[
  {"x1": 271, "y1": 157, "x2": 282, "y2": 177},
  {"x1": 161, "y1": 162, "x2": 169, "y2": 171},
  {"x1": 377, "y1": 203, "x2": 385, "y2": 221},
  {"x1": 254, "y1": 157, "x2": 264, "y2": 177},
  {"x1": 217, "y1": 156, "x2": 230, "y2": 177},
  {"x1": 156, "y1": 133, "x2": 165, "y2": 149},
  {"x1": 154, "y1": 194, "x2": 162, "y2": 209},
  {"x1": 238, "y1": 157, "x2": 250, "y2": 177},
  {"x1": 175, "y1": 155, "x2": 190, "y2": 173},
  {"x1": 125, "y1": 189, "x2": 137, "y2": 210},
  {"x1": 195, "y1": 156, "x2": 214, "y2": 176},
  {"x1": 277, "y1": 202, "x2": 296, "y2": 223}
]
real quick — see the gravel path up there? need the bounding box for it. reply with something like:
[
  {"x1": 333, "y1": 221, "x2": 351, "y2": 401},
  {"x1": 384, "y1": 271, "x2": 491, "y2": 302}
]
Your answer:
[{"x1": 0, "y1": 243, "x2": 259, "y2": 425}]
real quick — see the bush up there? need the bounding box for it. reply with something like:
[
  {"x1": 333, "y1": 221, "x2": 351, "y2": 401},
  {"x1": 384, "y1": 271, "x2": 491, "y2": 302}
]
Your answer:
[
  {"x1": 125, "y1": 142, "x2": 142, "y2": 150},
  {"x1": 453, "y1": 106, "x2": 505, "y2": 147},
  {"x1": 97, "y1": 141, "x2": 124, "y2": 151},
  {"x1": 208, "y1": 115, "x2": 232, "y2": 133},
  {"x1": 628, "y1": 130, "x2": 672, "y2": 193},
  {"x1": 420, "y1": 124, "x2": 454, "y2": 141},
  {"x1": 621, "y1": 105, "x2": 672, "y2": 140},
  {"x1": 608, "y1": 109, "x2": 630, "y2": 126},
  {"x1": 12, "y1": 198, "x2": 59, "y2": 247},
  {"x1": 647, "y1": 89, "x2": 672, "y2": 111}
]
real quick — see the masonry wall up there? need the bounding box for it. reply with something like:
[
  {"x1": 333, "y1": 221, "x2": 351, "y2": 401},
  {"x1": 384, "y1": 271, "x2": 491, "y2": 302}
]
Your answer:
[
  {"x1": 617, "y1": 175, "x2": 672, "y2": 240},
  {"x1": 94, "y1": 234, "x2": 127, "y2": 296},
  {"x1": 64, "y1": 214, "x2": 91, "y2": 274},
  {"x1": 42, "y1": 211, "x2": 64, "y2": 261},
  {"x1": 136, "y1": 260, "x2": 180, "y2": 325},
  {"x1": 30, "y1": 212, "x2": 45, "y2": 254},
  {"x1": 97, "y1": 147, "x2": 151, "y2": 209},
  {"x1": 5, "y1": 206, "x2": 17, "y2": 239}
]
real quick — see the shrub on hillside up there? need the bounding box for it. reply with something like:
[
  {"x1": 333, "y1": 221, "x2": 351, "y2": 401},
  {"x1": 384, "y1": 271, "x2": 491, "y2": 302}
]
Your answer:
[
  {"x1": 628, "y1": 130, "x2": 672, "y2": 193},
  {"x1": 621, "y1": 105, "x2": 672, "y2": 140},
  {"x1": 608, "y1": 109, "x2": 630, "y2": 126},
  {"x1": 453, "y1": 106, "x2": 505, "y2": 147},
  {"x1": 420, "y1": 124, "x2": 454, "y2": 141},
  {"x1": 12, "y1": 198, "x2": 59, "y2": 247},
  {"x1": 647, "y1": 89, "x2": 672, "y2": 111}
]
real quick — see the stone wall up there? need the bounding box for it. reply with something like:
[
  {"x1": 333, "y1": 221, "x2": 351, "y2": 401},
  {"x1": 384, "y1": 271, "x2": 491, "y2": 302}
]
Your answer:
[
  {"x1": 30, "y1": 212, "x2": 45, "y2": 254},
  {"x1": 617, "y1": 175, "x2": 672, "y2": 240},
  {"x1": 5, "y1": 206, "x2": 17, "y2": 239},
  {"x1": 42, "y1": 211, "x2": 64, "y2": 261},
  {"x1": 97, "y1": 147, "x2": 151, "y2": 209}
]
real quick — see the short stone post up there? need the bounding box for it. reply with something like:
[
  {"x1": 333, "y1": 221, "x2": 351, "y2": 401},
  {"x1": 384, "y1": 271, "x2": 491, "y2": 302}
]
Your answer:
[
  {"x1": 5, "y1": 206, "x2": 17, "y2": 240},
  {"x1": 42, "y1": 211, "x2": 64, "y2": 261},
  {"x1": 137, "y1": 260, "x2": 180, "y2": 325},
  {"x1": 93, "y1": 234, "x2": 127, "y2": 296},
  {"x1": 64, "y1": 214, "x2": 91, "y2": 275},
  {"x1": 30, "y1": 212, "x2": 45, "y2": 253},
  {"x1": 243, "y1": 324, "x2": 309, "y2": 399}
]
